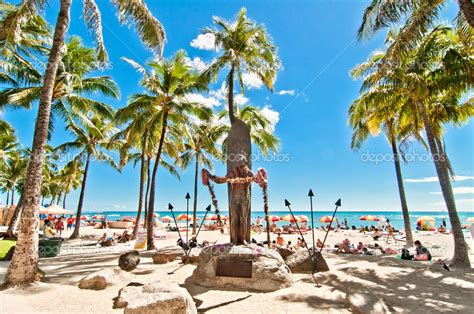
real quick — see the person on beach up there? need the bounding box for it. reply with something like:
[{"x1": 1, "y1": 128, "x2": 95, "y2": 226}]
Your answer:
[
  {"x1": 42, "y1": 220, "x2": 56, "y2": 239},
  {"x1": 385, "y1": 219, "x2": 397, "y2": 242},
  {"x1": 372, "y1": 229, "x2": 382, "y2": 241},
  {"x1": 414, "y1": 240, "x2": 432, "y2": 261},
  {"x1": 276, "y1": 233, "x2": 285, "y2": 246},
  {"x1": 67, "y1": 215, "x2": 74, "y2": 230},
  {"x1": 54, "y1": 217, "x2": 64, "y2": 236},
  {"x1": 442, "y1": 218, "x2": 446, "y2": 228},
  {"x1": 316, "y1": 238, "x2": 324, "y2": 248},
  {"x1": 336, "y1": 238, "x2": 358, "y2": 254}
]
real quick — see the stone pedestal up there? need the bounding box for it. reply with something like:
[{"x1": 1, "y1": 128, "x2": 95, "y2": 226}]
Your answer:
[{"x1": 191, "y1": 244, "x2": 293, "y2": 292}]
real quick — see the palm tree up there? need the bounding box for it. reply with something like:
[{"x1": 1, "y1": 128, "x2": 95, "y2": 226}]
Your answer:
[
  {"x1": 56, "y1": 113, "x2": 119, "y2": 239},
  {"x1": 354, "y1": 26, "x2": 473, "y2": 267},
  {"x1": 58, "y1": 159, "x2": 83, "y2": 209},
  {"x1": 201, "y1": 8, "x2": 280, "y2": 123},
  {"x1": 124, "y1": 50, "x2": 212, "y2": 249},
  {"x1": 357, "y1": 0, "x2": 474, "y2": 62},
  {"x1": 348, "y1": 90, "x2": 421, "y2": 247},
  {"x1": 3, "y1": 0, "x2": 166, "y2": 285},
  {"x1": 0, "y1": 36, "x2": 120, "y2": 126},
  {"x1": 113, "y1": 116, "x2": 180, "y2": 240},
  {"x1": 179, "y1": 122, "x2": 224, "y2": 235}
]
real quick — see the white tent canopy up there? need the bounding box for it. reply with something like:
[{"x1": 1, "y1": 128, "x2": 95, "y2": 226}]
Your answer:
[{"x1": 40, "y1": 204, "x2": 72, "y2": 215}]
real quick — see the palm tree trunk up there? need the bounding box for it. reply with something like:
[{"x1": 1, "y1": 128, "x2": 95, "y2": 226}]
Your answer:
[
  {"x1": 192, "y1": 154, "x2": 199, "y2": 235},
  {"x1": 4, "y1": 0, "x2": 72, "y2": 286},
  {"x1": 418, "y1": 102, "x2": 470, "y2": 268},
  {"x1": 390, "y1": 135, "x2": 414, "y2": 247},
  {"x1": 146, "y1": 111, "x2": 169, "y2": 250},
  {"x1": 11, "y1": 188, "x2": 14, "y2": 206},
  {"x1": 131, "y1": 149, "x2": 146, "y2": 240},
  {"x1": 6, "y1": 194, "x2": 23, "y2": 239},
  {"x1": 70, "y1": 153, "x2": 91, "y2": 239},
  {"x1": 63, "y1": 192, "x2": 68, "y2": 209},
  {"x1": 143, "y1": 157, "x2": 151, "y2": 229},
  {"x1": 57, "y1": 192, "x2": 62, "y2": 205},
  {"x1": 459, "y1": 0, "x2": 474, "y2": 27},
  {"x1": 228, "y1": 64, "x2": 235, "y2": 124},
  {"x1": 6, "y1": 189, "x2": 10, "y2": 206}
]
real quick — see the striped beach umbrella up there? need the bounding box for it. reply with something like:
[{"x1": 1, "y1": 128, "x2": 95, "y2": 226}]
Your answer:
[
  {"x1": 320, "y1": 215, "x2": 337, "y2": 223},
  {"x1": 417, "y1": 216, "x2": 435, "y2": 223},
  {"x1": 298, "y1": 215, "x2": 309, "y2": 223},
  {"x1": 80, "y1": 215, "x2": 90, "y2": 220},
  {"x1": 360, "y1": 215, "x2": 379, "y2": 221},
  {"x1": 176, "y1": 214, "x2": 192, "y2": 221},
  {"x1": 466, "y1": 217, "x2": 474, "y2": 223},
  {"x1": 280, "y1": 214, "x2": 301, "y2": 223},
  {"x1": 161, "y1": 216, "x2": 172, "y2": 222},
  {"x1": 92, "y1": 214, "x2": 105, "y2": 220},
  {"x1": 266, "y1": 215, "x2": 281, "y2": 222},
  {"x1": 121, "y1": 216, "x2": 135, "y2": 222}
]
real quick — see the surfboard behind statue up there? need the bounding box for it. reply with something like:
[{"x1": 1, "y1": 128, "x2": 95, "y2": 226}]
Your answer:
[{"x1": 226, "y1": 118, "x2": 252, "y2": 244}]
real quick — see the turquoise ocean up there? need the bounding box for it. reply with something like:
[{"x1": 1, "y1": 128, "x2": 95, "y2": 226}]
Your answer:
[{"x1": 81, "y1": 210, "x2": 473, "y2": 230}]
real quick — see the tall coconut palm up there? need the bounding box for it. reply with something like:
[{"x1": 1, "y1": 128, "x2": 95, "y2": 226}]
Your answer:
[
  {"x1": 56, "y1": 114, "x2": 119, "y2": 239},
  {"x1": 201, "y1": 8, "x2": 280, "y2": 123},
  {"x1": 354, "y1": 26, "x2": 473, "y2": 267},
  {"x1": 58, "y1": 158, "x2": 83, "y2": 209},
  {"x1": 123, "y1": 50, "x2": 212, "y2": 249},
  {"x1": 357, "y1": 0, "x2": 474, "y2": 62},
  {"x1": 3, "y1": 0, "x2": 166, "y2": 285},
  {"x1": 0, "y1": 36, "x2": 120, "y2": 126},
  {"x1": 112, "y1": 116, "x2": 180, "y2": 240},
  {"x1": 178, "y1": 122, "x2": 224, "y2": 235}
]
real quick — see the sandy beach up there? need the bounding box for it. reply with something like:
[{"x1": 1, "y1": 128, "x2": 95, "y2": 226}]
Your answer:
[{"x1": 1, "y1": 225, "x2": 473, "y2": 313}]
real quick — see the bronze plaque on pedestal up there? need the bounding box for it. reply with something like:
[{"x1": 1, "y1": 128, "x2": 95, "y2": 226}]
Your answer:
[{"x1": 215, "y1": 259, "x2": 253, "y2": 278}]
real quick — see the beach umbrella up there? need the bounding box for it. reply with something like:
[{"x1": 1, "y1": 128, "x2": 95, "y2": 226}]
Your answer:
[
  {"x1": 221, "y1": 216, "x2": 228, "y2": 221},
  {"x1": 80, "y1": 215, "x2": 90, "y2": 220},
  {"x1": 360, "y1": 215, "x2": 379, "y2": 221},
  {"x1": 92, "y1": 214, "x2": 105, "y2": 220},
  {"x1": 417, "y1": 216, "x2": 435, "y2": 223},
  {"x1": 298, "y1": 215, "x2": 309, "y2": 223},
  {"x1": 280, "y1": 214, "x2": 301, "y2": 223},
  {"x1": 161, "y1": 216, "x2": 172, "y2": 222},
  {"x1": 176, "y1": 214, "x2": 192, "y2": 221},
  {"x1": 320, "y1": 215, "x2": 337, "y2": 223},
  {"x1": 40, "y1": 204, "x2": 71, "y2": 215},
  {"x1": 266, "y1": 215, "x2": 280, "y2": 222},
  {"x1": 153, "y1": 213, "x2": 160, "y2": 218},
  {"x1": 121, "y1": 216, "x2": 135, "y2": 222},
  {"x1": 466, "y1": 217, "x2": 474, "y2": 223}
]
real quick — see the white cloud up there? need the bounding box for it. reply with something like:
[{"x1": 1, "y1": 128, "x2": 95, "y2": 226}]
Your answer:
[
  {"x1": 183, "y1": 57, "x2": 209, "y2": 71},
  {"x1": 190, "y1": 33, "x2": 217, "y2": 50},
  {"x1": 234, "y1": 94, "x2": 249, "y2": 106},
  {"x1": 277, "y1": 90, "x2": 295, "y2": 96},
  {"x1": 209, "y1": 83, "x2": 227, "y2": 101},
  {"x1": 405, "y1": 175, "x2": 474, "y2": 183},
  {"x1": 261, "y1": 105, "x2": 280, "y2": 131},
  {"x1": 430, "y1": 187, "x2": 474, "y2": 195},
  {"x1": 113, "y1": 204, "x2": 127, "y2": 209},
  {"x1": 184, "y1": 93, "x2": 220, "y2": 108},
  {"x1": 242, "y1": 72, "x2": 263, "y2": 90}
]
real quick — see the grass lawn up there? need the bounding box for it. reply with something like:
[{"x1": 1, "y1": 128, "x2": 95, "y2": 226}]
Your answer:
[{"x1": 0, "y1": 240, "x2": 16, "y2": 259}]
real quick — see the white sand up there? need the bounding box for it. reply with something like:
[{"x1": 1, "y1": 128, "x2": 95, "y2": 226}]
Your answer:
[{"x1": 1, "y1": 225, "x2": 473, "y2": 313}]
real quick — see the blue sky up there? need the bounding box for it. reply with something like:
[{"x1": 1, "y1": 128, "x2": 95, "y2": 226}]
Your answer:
[{"x1": 2, "y1": 0, "x2": 473, "y2": 213}]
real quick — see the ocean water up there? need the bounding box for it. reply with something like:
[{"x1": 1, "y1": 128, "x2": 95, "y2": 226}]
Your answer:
[{"x1": 81, "y1": 210, "x2": 473, "y2": 230}]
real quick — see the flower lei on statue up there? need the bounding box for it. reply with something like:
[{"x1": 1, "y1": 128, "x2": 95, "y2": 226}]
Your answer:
[{"x1": 201, "y1": 167, "x2": 271, "y2": 246}]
